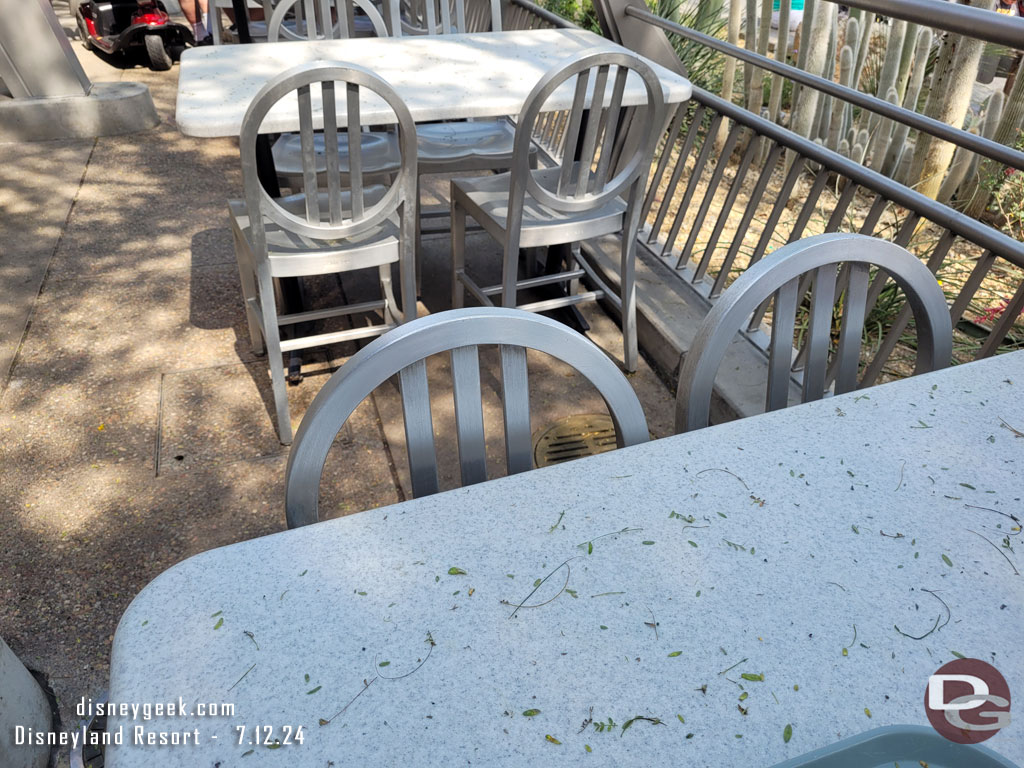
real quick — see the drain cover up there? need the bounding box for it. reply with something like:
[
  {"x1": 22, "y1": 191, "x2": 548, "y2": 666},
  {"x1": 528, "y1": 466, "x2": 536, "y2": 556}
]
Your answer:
[{"x1": 534, "y1": 414, "x2": 618, "y2": 468}]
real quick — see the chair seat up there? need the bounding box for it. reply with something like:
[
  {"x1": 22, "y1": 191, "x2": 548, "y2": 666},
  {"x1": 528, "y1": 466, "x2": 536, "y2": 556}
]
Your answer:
[
  {"x1": 271, "y1": 131, "x2": 402, "y2": 180},
  {"x1": 229, "y1": 188, "x2": 400, "y2": 279},
  {"x1": 416, "y1": 120, "x2": 517, "y2": 163},
  {"x1": 451, "y1": 168, "x2": 628, "y2": 248}
]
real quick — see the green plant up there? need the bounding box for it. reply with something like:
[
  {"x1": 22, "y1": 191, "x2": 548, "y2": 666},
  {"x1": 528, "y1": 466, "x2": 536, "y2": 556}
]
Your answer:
[
  {"x1": 649, "y1": 0, "x2": 727, "y2": 92},
  {"x1": 537, "y1": 0, "x2": 601, "y2": 33}
]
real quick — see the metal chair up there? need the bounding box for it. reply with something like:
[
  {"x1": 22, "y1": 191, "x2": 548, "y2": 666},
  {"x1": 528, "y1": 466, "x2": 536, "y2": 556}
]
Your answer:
[
  {"x1": 451, "y1": 48, "x2": 666, "y2": 373},
  {"x1": 267, "y1": 0, "x2": 391, "y2": 40},
  {"x1": 269, "y1": 0, "x2": 401, "y2": 190},
  {"x1": 230, "y1": 61, "x2": 418, "y2": 444},
  {"x1": 675, "y1": 233, "x2": 954, "y2": 432},
  {"x1": 285, "y1": 307, "x2": 650, "y2": 527}
]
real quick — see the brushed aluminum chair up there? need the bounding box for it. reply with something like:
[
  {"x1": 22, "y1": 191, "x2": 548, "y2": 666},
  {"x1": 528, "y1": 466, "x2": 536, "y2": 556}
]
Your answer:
[
  {"x1": 230, "y1": 61, "x2": 418, "y2": 444},
  {"x1": 451, "y1": 48, "x2": 666, "y2": 373},
  {"x1": 285, "y1": 307, "x2": 650, "y2": 527},
  {"x1": 675, "y1": 233, "x2": 954, "y2": 432},
  {"x1": 267, "y1": 0, "x2": 391, "y2": 40},
  {"x1": 269, "y1": 0, "x2": 402, "y2": 190}
]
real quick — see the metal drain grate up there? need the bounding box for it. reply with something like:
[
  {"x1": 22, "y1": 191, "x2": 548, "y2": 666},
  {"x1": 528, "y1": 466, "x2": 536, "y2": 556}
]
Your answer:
[{"x1": 534, "y1": 414, "x2": 618, "y2": 468}]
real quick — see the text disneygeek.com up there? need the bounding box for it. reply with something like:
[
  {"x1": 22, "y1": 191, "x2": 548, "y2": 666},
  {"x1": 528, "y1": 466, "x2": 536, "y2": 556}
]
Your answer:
[{"x1": 13, "y1": 696, "x2": 304, "y2": 750}]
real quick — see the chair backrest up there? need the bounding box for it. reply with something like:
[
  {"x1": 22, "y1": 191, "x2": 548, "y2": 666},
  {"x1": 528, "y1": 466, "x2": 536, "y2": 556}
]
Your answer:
[
  {"x1": 509, "y1": 48, "x2": 665, "y2": 225},
  {"x1": 268, "y1": 0, "x2": 394, "y2": 40},
  {"x1": 396, "y1": 0, "x2": 500, "y2": 35},
  {"x1": 239, "y1": 60, "x2": 417, "y2": 257},
  {"x1": 285, "y1": 307, "x2": 650, "y2": 527},
  {"x1": 675, "y1": 233, "x2": 954, "y2": 432}
]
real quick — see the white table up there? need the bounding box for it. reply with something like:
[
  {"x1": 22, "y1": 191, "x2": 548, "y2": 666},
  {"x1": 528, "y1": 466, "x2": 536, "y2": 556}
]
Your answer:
[
  {"x1": 174, "y1": 28, "x2": 693, "y2": 136},
  {"x1": 105, "y1": 352, "x2": 1024, "y2": 766}
]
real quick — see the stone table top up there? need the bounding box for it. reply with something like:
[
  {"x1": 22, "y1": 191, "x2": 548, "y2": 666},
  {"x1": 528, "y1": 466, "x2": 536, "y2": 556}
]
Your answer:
[
  {"x1": 105, "y1": 352, "x2": 1024, "y2": 766},
  {"x1": 174, "y1": 29, "x2": 692, "y2": 137}
]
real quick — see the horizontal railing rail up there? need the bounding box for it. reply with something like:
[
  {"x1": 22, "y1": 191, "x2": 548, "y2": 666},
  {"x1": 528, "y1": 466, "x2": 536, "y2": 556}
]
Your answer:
[{"x1": 623, "y1": 4, "x2": 1024, "y2": 172}]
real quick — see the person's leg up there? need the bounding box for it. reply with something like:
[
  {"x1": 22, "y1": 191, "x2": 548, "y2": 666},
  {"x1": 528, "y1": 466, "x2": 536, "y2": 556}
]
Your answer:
[{"x1": 181, "y1": 0, "x2": 211, "y2": 41}]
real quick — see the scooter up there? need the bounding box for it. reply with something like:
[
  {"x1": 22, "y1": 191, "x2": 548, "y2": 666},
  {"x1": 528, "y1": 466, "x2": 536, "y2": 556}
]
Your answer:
[{"x1": 76, "y1": 0, "x2": 194, "y2": 71}]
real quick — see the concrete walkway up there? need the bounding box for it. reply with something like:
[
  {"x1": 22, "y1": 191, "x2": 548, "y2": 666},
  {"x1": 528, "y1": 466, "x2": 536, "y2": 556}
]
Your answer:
[{"x1": 0, "y1": 9, "x2": 676, "y2": 756}]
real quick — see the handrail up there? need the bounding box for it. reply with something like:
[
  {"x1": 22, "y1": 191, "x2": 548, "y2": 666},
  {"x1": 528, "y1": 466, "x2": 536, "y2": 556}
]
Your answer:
[
  {"x1": 690, "y1": 84, "x2": 1024, "y2": 268},
  {"x1": 508, "y1": 0, "x2": 576, "y2": 27},
  {"x1": 846, "y1": 0, "x2": 1024, "y2": 51},
  {"x1": 624, "y1": 4, "x2": 1024, "y2": 172}
]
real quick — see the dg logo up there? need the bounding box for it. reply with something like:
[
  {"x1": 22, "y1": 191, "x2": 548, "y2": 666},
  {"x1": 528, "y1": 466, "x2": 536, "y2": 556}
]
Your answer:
[{"x1": 925, "y1": 658, "x2": 1012, "y2": 744}]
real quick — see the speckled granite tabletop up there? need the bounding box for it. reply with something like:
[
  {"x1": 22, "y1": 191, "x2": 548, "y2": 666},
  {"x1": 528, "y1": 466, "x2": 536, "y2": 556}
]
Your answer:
[
  {"x1": 174, "y1": 29, "x2": 693, "y2": 137},
  {"x1": 105, "y1": 351, "x2": 1024, "y2": 766}
]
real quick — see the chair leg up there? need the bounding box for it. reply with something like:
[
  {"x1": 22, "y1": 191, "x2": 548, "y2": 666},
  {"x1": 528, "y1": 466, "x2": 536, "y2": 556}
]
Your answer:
[
  {"x1": 568, "y1": 243, "x2": 581, "y2": 297},
  {"x1": 257, "y1": 274, "x2": 294, "y2": 445},
  {"x1": 620, "y1": 237, "x2": 639, "y2": 373},
  {"x1": 233, "y1": 226, "x2": 265, "y2": 355},
  {"x1": 380, "y1": 264, "x2": 400, "y2": 325},
  {"x1": 451, "y1": 196, "x2": 466, "y2": 309},
  {"x1": 415, "y1": 183, "x2": 423, "y2": 298},
  {"x1": 501, "y1": 231, "x2": 523, "y2": 308}
]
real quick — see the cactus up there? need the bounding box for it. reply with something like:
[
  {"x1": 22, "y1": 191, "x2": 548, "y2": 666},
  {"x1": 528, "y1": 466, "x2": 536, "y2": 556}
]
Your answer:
[
  {"x1": 881, "y1": 27, "x2": 931, "y2": 177},
  {"x1": 941, "y1": 92, "x2": 1003, "y2": 204},
  {"x1": 850, "y1": 8, "x2": 873, "y2": 92},
  {"x1": 785, "y1": 0, "x2": 836, "y2": 171},
  {"x1": 867, "y1": 87, "x2": 900, "y2": 169},
  {"x1": 716, "y1": 0, "x2": 743, "y2": 149},
  {"x1": 826, "y1": 44, "x2": 854, "y2": 152},
  {"x1": 744, "y1": 0, "x2": 758, "y2": 93},
  {"x1": 766, "y1": 0, "x2": 791, "y2": 125},
  {"x1": 963, "y1": 73, "x2": 1024, "y2": 217},
  {"x1": 790, "y1": 0, "x2": 816, "y2": 117},
  {"x1": 895, "y1": 22, "x2": 919, "y2": 100},
  {"x1": 839, "y1": 137, "x2": 850, "y2": 158},
  {"x1": 864, "y1": 20, "x2": 906, "y2": 158},
  {"x1": 814, "y1": 7, "x2": 839, "y2": 142},
  {"x1": 909, "y1": 0, "x2": 995, "y2": 199}
]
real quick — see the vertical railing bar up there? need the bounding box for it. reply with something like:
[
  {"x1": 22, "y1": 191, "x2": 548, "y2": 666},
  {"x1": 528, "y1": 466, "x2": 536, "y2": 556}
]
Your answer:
[
  {"x1": 647, "y1": 105, "x2": 705, "y2": 245},
  {"x1": 824, "y1": 181, "x2": 858, "y2": 232},
  {"x1": 665, "y1": 113, "x2": 724, "y2": 261},
  {"x1": 712, "y1": 140, "x2": 781, "y2": 298},
  {"x1": 859, "y1": 230, "x2": 957, "y2": 387},
  {"x1": 680, "y1": 123, "x2": 742, "y2": 272},
  {"x1": 692, "y1": 125, "x2": 753, "y2": 282},
  {"x1": 785, "y1": 170, "x2": 829, "y2": 244},
  {"x1": 640, "y1": 103, "x2": 686, "y2": 222}
]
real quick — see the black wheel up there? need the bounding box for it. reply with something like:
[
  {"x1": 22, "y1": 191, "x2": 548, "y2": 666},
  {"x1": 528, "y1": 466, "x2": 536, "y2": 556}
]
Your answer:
[{"x1": 144, "y1": 34, "x2": 172, "y2": 71}]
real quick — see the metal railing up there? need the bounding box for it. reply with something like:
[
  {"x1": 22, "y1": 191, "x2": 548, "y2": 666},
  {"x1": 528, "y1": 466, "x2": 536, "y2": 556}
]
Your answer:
[{"x1": 504, "y1": 0, "x2": 1024, "y2": 384}]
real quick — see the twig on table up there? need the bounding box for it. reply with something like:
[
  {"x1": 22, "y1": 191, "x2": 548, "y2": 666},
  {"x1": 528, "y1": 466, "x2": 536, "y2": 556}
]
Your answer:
[
  {"x1": 645, "y1": 604, "x2": 659, "y2": 641},
  {"x1": 894, "y1": 460, "x2": 906, "y2": 492},
  {"x1": 321, "y1": 677, "x2": 377, "y2": 725},
  {"x1": 375, "y1": 633, "x2": 436, "y2": 680},
  {"x1": 719, "y1": 657, "x2": 748, "y2": 676},
  {"x1": 695, "y1": 468, "x2": 749, "y2": 491},
  {"x1": 228, "y1": 662, "x2": 257, "y2": 692},
  {"x1": 507, "y1": 558, "x2": 579, "y2": 619},
  {"x1": 501, "y1": 563, "x2": 573, "y2": 613},
  {"x1": 999, "y1": 418, "x2": 1024, "y2": 438},
  {"x1": 966, "y1": 529, "x2": 1020, "y2": 576}
]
